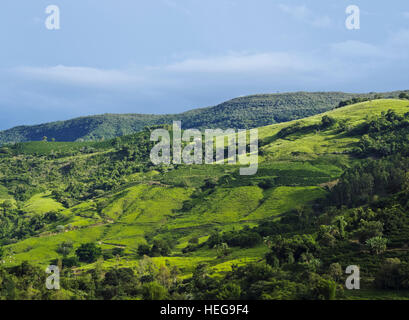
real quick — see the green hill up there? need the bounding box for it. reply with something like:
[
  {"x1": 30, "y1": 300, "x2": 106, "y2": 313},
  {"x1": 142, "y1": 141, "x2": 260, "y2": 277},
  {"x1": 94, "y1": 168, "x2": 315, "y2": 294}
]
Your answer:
[
  {"x1": 2, "y1": 98, "x2": 409, "y2": 300},
  {"x1": 1, "y1": 91, "x2": 406, "y2": 145}
]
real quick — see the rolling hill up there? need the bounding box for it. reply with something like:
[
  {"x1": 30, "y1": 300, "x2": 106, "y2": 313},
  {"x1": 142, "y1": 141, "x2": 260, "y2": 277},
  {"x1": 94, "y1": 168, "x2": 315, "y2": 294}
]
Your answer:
[
  {"x1": 1, "y1": 91, "x2": 406, "y2": 145},
  {"x1": 2, "y1": 97, "x2": 409, "y2": 300}
]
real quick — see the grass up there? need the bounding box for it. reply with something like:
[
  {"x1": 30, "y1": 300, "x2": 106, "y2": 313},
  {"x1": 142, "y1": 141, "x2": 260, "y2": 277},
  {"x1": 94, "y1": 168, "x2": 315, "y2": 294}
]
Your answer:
[
  {"x1": 4, "y1": 225, "x2": 107, "y2": 266},
  {"x1": 23, "y1": 192, "x2": 64, "y2": 216},
  {"x1": 0, "y1": 185, "x2": 11, "y2": 199},
  {"x1": 101, "y1": 184, "x2": 194, "y2": 223},
  {"x1": 258, "y1": 99, "x2": 409, "y2": 160},
  {"x1": 246, "y1": 186, "x2": 327, "y2": 220}
]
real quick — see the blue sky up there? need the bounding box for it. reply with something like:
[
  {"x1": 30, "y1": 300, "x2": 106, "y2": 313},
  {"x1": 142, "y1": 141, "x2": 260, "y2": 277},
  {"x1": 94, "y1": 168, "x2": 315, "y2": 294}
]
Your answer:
[{"x1": 0, "y1": 0, "x2": 408, "y2": 129}]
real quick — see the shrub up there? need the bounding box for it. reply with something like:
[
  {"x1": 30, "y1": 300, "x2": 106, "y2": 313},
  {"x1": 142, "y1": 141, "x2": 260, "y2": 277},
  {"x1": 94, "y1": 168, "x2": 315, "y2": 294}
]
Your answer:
[{"x1": 75, "y1": 243, "x2": 102, "y2": 263}]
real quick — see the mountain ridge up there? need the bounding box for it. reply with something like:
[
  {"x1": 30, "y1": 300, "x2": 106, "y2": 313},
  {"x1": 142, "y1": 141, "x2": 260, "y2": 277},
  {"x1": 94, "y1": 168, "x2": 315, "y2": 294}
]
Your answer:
[{"x1": 0, "y1": 90, "x2": 407, "y2": 145}]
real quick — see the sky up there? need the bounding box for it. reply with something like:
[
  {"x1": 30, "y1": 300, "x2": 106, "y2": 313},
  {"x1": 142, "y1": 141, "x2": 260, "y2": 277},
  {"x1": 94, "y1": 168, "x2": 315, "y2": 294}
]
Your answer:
[{"x1": 0, "y1": 0, "x2": 408, "y2": 130}]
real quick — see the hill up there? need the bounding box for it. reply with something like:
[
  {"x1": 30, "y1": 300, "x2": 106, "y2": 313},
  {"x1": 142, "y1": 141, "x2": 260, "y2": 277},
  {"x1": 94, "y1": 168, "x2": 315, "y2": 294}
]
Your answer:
[
  {"x1": 1, "y1": 91, "x2": 406, "y2": 145},
  {"x1": 1, "y1": 98, "x2": 409, "y2": 300}
]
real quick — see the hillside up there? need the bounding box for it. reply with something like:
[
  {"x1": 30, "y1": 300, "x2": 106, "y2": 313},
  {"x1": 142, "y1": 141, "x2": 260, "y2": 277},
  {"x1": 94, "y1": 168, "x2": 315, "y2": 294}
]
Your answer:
[
  {"x1": 1, "y1": 98, "x2": 409, "y2": 300},
  {"x1": 1, "y1": 91, "x2": 406, "y2": 145}
]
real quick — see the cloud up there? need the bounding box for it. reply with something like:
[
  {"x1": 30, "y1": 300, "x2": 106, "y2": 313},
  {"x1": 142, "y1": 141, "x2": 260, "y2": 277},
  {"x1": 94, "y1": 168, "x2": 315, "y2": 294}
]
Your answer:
[
  {"x1": 403, "y1": 12, "x2": 409, "y2": 19},
  {"x1": 13, "y1": 52, "x2": 320, "y2": 91},
  {"x1": 278, "y1": 4, "x2": 331, "y2": 28},
  {"x1": 163, "y1": 52, "x2": 317, "y2": 74},
  {"x1": 330, "y1": 40, "x2": 385, "y2": 58},
  {"x1": 14, "y1": 65, "x2": 144, "y2": 88}
]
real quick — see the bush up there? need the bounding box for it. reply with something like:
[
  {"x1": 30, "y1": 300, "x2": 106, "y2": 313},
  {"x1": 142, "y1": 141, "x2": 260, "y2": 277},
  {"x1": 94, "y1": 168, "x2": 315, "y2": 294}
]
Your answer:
[
  {"x1": 137, "y1": 244, "x2": 151, "y2": 256},
  {"x1": 150, "y1": 240, "x2": 171, "y2": 257},
  {"x1": 112, "y1": 247, "x2": 125, "y2": 256},
  {"x1": 62, "y1": 256, "x2": 79, "y2": 268},
  {"x1": 75, "y1": 243, "x2": 102, "y2": 263},
  {"x1": 56, "y1": 241, "x2": 74, "y2": 257},
  {"x1": 321, "y1": 116, "x2": 336, "y2": 129},
  {"x1": 142, "y1": 282, "x2": 169, "y2": 300},
  {"x1": 374, "y1": 259, "x2": 409, "y2": 289},
  {"x1": 399, "y1": 92, "x2": 409, "y2": 100}
]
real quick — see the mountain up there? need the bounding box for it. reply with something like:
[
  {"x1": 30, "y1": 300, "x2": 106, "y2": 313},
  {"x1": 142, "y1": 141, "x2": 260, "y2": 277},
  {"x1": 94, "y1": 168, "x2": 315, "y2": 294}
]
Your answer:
[
  {"x1": 1, "y1": 91, "x2": 406, "y2": 145},
  {"x1": 2, "y1": 98, "x2": 409, "y2": 300}
]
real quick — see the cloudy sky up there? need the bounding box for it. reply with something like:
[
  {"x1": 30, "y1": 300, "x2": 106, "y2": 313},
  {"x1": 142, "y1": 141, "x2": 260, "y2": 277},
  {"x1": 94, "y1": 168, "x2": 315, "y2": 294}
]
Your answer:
[{"x1": 0, "y1": 0, "x2": 408, "y2": 129}]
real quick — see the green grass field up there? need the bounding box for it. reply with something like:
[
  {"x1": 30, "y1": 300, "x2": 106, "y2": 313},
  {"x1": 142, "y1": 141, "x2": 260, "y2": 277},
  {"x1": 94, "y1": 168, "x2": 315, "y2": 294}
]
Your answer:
[{"x1": 23, "y1": 192, "x2": 64, "y2": 216}]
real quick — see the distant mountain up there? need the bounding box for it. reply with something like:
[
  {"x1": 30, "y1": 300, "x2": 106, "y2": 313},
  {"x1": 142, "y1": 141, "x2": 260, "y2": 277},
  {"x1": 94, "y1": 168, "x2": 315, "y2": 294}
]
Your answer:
[{"x1": 0, "y1": 91, "x2": 406, "y2": 144}]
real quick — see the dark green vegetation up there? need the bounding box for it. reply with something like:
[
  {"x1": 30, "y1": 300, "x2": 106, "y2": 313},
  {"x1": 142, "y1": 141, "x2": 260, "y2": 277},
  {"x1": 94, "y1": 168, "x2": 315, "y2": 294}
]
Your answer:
[
  {"x1": 1, "y1": 91, "x2": 407, "y2": 145},
  {"x1": 1, "y1": 96, "x2": 409, "y2": 300}
]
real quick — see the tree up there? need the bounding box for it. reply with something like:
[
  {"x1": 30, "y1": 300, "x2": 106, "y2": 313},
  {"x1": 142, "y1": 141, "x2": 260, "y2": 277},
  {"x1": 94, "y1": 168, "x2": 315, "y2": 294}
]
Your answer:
[
  {"x1": 374, "y1": 258, "x2": 409, "y2": 289},
  {"x1": 56, "y1": 241, "x2": 74, "y2": 257},
  {"x1": 216, "y1": 283, "x2": 242, "y2": 300},
  {"x1": 355, "y1": 220, "x2": 383, "y2": 243},
  {"x1": 365, "y1": 236, "x2": 387, "y2": 255},
  {"x1": 328, "y1": 263, "x2": 343, "y2": 282},
  {"x1": 321, "y1": 115, "x2": 336, "y2": 129},
  {"x1": 137, "y1": 244, "x2": 151, "y2": 256},
  {"x1": 142, "y1": 281, "x2": 168, "y2": 300},
  {"x1": 157, "y1": 265, "x2": 171, "y2": 289},
  {"x1": 214, "y1": 243, "x2": 230, "y2": 258},
  {"x1": 399, "y1": 92, "x2": 409, "y2": 99},
  {"x1": 317, "y1": 225, "x2": 337, "y2": 248},
  {"x1": 150, "y1": 240, "x2": 171, "y2": 257},
  {"x1": 75, "y1": 243, "x2": 102, "y2": 263},
  {"x1": 263, "y1": 236, "x2": 274, "y2": 249},
  {"x1": 112, "y1": 247, "x2": 124, "y2": 257},
  {"x1": 334, "y1": 216, "x2": 347, "y2": 239},
  {"x1": 1, "y1": 200, "x2": 13, "y2": 214}
]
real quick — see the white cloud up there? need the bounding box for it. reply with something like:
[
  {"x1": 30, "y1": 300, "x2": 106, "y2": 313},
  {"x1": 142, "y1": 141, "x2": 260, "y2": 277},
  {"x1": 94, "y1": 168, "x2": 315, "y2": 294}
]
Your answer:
[
  {"x1": 330, "y1": 40, "x2": 385, "y2": 58},
  {"x1": 163, "y1": 52, "x2": 316, "y2": 74},
  {"x1": 278, "y1": 4, "x2": 331, "y2": 28},
  {"x1": 14, "y1": 65, "x2": 143, "y2": 88}
]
